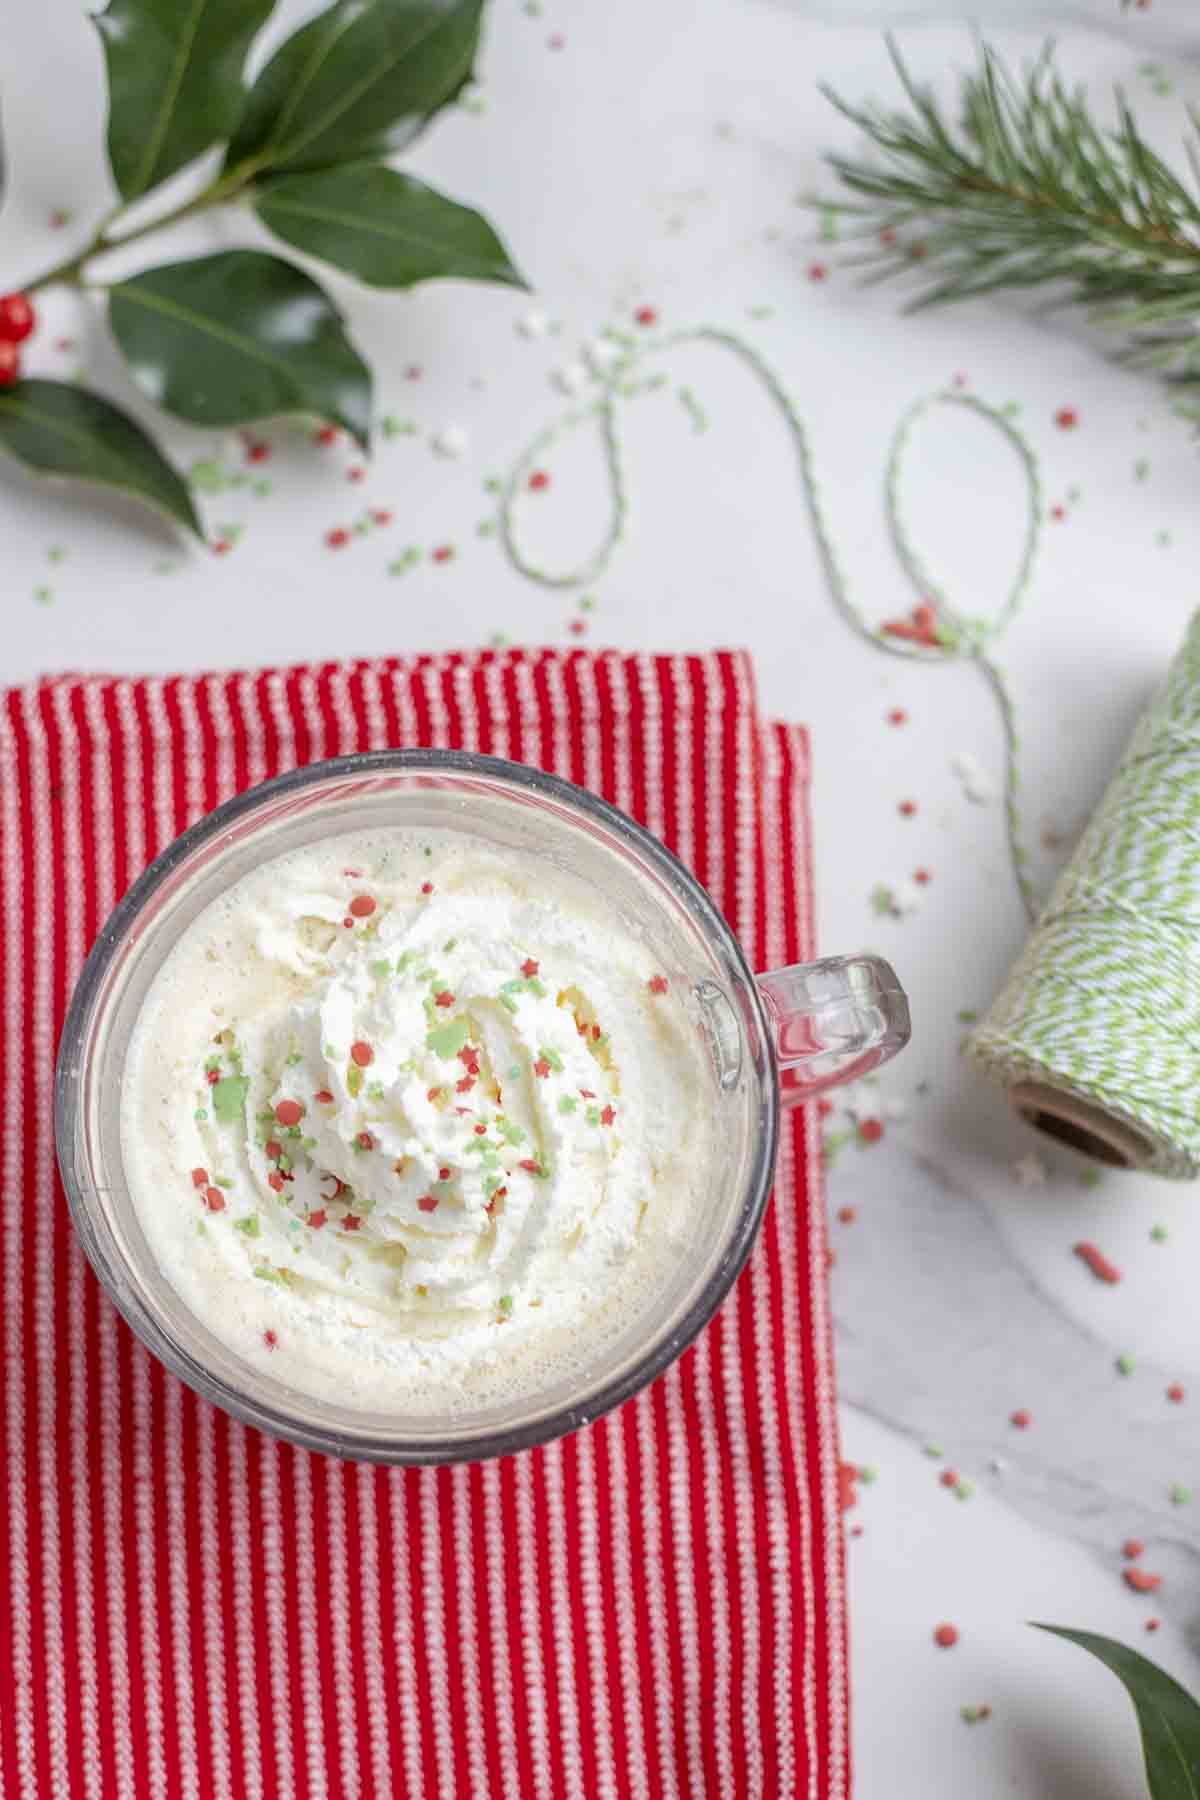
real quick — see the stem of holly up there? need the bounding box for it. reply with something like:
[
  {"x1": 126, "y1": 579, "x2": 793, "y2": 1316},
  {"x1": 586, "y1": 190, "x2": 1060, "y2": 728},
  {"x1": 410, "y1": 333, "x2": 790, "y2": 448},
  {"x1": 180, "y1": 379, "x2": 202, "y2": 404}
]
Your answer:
[{"x1": 24, "y1": 167, "x2": 258, "y2": 296}]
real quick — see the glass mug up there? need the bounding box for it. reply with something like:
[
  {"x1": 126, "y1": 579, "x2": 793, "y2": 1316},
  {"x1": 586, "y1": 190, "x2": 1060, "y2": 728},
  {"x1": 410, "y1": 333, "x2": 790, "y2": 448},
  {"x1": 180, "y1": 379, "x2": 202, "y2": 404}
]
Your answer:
[{"x1": 56, "y1": 752, "x2": 910, "y2": 1464}]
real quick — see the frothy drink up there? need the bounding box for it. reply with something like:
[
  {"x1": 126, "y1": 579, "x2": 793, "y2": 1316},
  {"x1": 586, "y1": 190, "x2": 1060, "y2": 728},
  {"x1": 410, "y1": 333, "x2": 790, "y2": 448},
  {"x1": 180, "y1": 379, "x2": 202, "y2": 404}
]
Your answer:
[{"x1": 122, "y1": 830, "x2": 710, "y2": 1413}]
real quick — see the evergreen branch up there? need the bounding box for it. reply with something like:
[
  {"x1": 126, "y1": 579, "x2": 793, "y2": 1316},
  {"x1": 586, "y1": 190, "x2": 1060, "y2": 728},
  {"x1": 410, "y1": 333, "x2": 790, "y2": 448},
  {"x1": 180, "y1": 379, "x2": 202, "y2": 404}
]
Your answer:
[{"x1": 819, "y1": 39, "x2": 1200, "y2": 383}]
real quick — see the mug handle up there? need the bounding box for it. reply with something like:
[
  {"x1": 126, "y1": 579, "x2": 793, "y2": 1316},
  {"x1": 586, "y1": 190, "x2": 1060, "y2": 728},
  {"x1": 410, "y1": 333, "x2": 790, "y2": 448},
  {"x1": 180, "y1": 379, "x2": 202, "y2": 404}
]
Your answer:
[{"x1": 756, "y1": 954, "x2": 911, "y2": 1105}]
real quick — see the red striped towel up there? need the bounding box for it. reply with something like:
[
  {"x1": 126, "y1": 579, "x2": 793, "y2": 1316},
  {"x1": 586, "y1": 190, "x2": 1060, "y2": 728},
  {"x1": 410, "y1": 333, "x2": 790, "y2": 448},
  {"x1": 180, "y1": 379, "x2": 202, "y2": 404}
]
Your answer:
[{"x1": 0, "y1": 648, "x2": 847, "y2": 1800}]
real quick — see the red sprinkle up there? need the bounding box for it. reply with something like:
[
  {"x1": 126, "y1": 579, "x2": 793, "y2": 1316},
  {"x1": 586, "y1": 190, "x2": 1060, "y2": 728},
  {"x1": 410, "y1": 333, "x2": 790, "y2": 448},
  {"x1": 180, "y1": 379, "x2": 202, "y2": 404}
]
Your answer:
[
  {"x1": 474, "y1": 1124, "x2": 486, "y2": 1136},
  {"x1": 914, "y1": 868, "x2": 931, "y2": 885},
  {"x1": 434, "y1": 991, "x2": 455, "y2": 1009},
  {"x1": 534, "y1": 1059, "x2": 551, "y2": 1079},
  {"x1": 325, "y1": 527, "x2": 351, "y2": 549},
  {"x1": 350, "y1": 1041, "x2": 374, "y2": 1067},
  {"x1": 858, "y1": 1119, "x2": 884, "y2": 1144},
  {"x1": 439, "y1": 1167, "x2": 452, "y2": 1182},
  {"x1": 837, "y1": 1462, "x2": 858, "y2": 1511},
  {"x1": 519, "y1": 1159, "x2": 542, "y2": 1175},
  {"x1": 266, "y1": 1140, "x2": 283, "y2": 1159},
  {"x1": 206, "y1": 1069, "x2": 220, "y2": 1085},
  {"x1": 417, "y1": 1195, "x2": 439, "y2": 1213},
  {"x1": 568, "y1": 619, "x2": 586, "y2": 636},
  {"x1": 592, "y1": 1025, "x2": 602, "y2": 1041},
  {"x1": 1051, "y1": 504, "x2": 1066, "y2": 521},
  {"x1": 211, "y1": 539, "x2": 232, "y2": 557},
  {"x1": 1055, "y1": 407, "x2": 1078, "y2": 429},
  {"x1": 308, "y1": 1211, "x2": 327, "y2": 1231},
  {"x1": 1074, "y1": 1242, "x2": 1121, "y2": 1284},
  {"x1": 648, "y1": 974, "x2": 669, "y2": 996},
  {"x1": 1010, "y1": 1409, "x2": 1032, "y2": 1430},
  {"x1": 349, "y1": 894, "x2": 376, "y2": 918},
  {"x1": 275, "y1": 1099, "x2": 303, "y2": 1127},
  {"x1": 600, "y1": 1104, "x2": 615, "y2": 1126},
  {"x1": 431, "y1": 546, "x2": 454, "y2": 564},
  {"x1": 1167, "y1": 1383, "x2": 1185, "y2": 1404},
  {"x1": 347, "y1": 465, "x2": 365, "y2": 483},
  {"x1": 264, "y1": 1329, "x2": 278, "y2": 1349},
  {"x1": 837, "y1": 1205, "x2": 857, "y2": 1225},
  {"x1": 899, "y1": 800, "x2": 916, "y2": 818},
  {"x1": 456, "y1": 1076, "x2": 476, "y2": 1094},
  {"x1": 579, "y1": 1089, "x2": 596, "y2": 1100},
  {"x1": 634, "y1": 305, "x2": 658, "y2": 326},
  {"x1": 879, "y1": 226, "x2": 897, "y2": 247},
  {"x1": 191, "y1": 1168, "x2": 208, "y2": 1188},
  {"x1": 427, "y1": 1087, "x2": 443, "y2": 1103},
  {"x1": 888, "y1": 708, "x2": 908, "y2": 726},
  {"x1": 808, "y1": 262, "x2": 827, "y2": 282},
  {"x1": 528, "y1": 471, "x2": 550, "y2": 492},
  {"x1": 371, "y1": 508, "x2": 392, "y2": 526},
  {"x1": 357, "y1": 1131, "x2": 374, "y2": 1150},
  {"x1": 421, "y1": 882, "x2": 434, "y2": 895},
  {"x1": 1124, "y1": 1568, "x2": 1162, "y2": 1594},
  {"x1": 343, "y1": 917, "x2": 354, "y2": 929},
  {"x1": 268, "y1": 1171, "x2": 285, "y2": 1192},
  {"x1": 314, "y1": 1089, "x2": 334, "y2": 1105},
  {"x1": 1146, "y1": 1618, "x2": 1161, "y2": 1633},
  {"x1": 933, "y1": 1624, "x2": 959, "y2": 1649},
  {"x1": 204, "y1": 1186, "x2": 226, "y2": 1213},
  {"x1": 1123, "y1": 1540, "x2": 1145, "y2": 1561},
  {"x1": 521, "y1": 958, "x2": 540, "y2": 978},
  {"x1": 315, "y1": 425, "x2": 339, "y2": 445},
  {"x1": 342, "y1": 1214, "x2": 362, "y2": 1232},
  {"x1": 939, "y1": 1469, "x2": 960, "y2": 1489},
  {"x1": 246, "y1": 442, "x2": 271, "y2": 464}
]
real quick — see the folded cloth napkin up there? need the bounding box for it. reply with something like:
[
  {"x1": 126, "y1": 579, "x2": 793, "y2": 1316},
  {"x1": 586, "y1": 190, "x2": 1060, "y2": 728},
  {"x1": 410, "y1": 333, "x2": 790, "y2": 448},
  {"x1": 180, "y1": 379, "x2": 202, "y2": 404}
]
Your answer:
[{"x1": 0, "y1": 648, "x2": 847, "y2": 1800}]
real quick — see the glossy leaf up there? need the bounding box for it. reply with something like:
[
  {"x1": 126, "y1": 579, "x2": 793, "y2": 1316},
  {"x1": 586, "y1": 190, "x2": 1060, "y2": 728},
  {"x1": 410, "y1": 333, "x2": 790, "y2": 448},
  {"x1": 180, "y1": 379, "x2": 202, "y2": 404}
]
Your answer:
[
  {"x1": 1034, "y1": 1626, "x2": 1200, "y2": 1799},
  {"x1": 255, "y1": 164, "x2": 525, "y2": 289},
  {"x1": 108, "y1": 250, "x2": 372, "y2": 447},
  {"x1": 224, "y1": 0, "x2": 482, "y2": 176},
  {"x1": 0, "y1": 380, "x2": 201, "y2": 536},
  {"x1": 94, "y1": 0, "x2": 275, "y2": 202}
]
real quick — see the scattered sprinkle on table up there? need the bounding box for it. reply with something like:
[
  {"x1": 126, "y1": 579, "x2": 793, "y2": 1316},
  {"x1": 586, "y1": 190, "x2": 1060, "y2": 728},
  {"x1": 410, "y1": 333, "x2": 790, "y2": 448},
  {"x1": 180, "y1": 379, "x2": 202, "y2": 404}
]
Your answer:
[{"x1": 1074, "y1": 1242, "x2": 1121, "y2": 1284}]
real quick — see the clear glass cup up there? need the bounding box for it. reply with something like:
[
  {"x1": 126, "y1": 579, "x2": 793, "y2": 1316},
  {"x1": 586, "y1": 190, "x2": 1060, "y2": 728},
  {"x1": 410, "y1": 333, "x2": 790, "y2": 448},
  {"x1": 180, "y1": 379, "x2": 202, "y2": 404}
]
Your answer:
[{"x1": 56, "y1": 752, "x2": 910, "y2": 1464}]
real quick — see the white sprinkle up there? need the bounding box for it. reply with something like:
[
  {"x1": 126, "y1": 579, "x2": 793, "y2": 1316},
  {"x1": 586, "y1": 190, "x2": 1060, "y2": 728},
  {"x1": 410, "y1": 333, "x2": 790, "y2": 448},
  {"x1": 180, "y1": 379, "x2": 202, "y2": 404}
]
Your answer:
[
  {"x1": 551, "y1": 361, "x2": 589, "y2": 396},
  {"x1": 516, "y1": 308, "x2": 550, "y2": 339},
  {"x1": 431, "y1": 425, "x2": 470, "y2": 460}
]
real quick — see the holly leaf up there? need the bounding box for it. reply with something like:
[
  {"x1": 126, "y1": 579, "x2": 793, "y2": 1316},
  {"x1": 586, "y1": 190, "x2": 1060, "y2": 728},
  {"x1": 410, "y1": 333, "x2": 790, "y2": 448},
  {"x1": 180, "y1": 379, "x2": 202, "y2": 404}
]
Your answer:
[
  {"x1": 0, "y1": 380, "x2": 201, "y2": 536},
  {"x1": 224, "y1": 0, "x2": 482, "y2": 177},
  {"x1": 108, "y1": 250, "x2": 372, "y2": 447},
  {"x1": 255, "y1": 164, "x2": 525, "y2": 289},
  {"x1": 1034, "y1": 1626, "x2": 1200, "y2": 1799},
  {"x1": 94, "y1": 0, "x2": 275, "y2": 203}
]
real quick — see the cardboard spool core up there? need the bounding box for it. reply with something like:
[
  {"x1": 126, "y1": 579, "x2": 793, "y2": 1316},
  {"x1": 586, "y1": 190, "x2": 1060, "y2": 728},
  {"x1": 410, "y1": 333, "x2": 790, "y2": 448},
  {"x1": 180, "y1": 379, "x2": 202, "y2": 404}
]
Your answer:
[{"x1": 1009, "y1": 1081, "x2": 1155, "y2": 1170}]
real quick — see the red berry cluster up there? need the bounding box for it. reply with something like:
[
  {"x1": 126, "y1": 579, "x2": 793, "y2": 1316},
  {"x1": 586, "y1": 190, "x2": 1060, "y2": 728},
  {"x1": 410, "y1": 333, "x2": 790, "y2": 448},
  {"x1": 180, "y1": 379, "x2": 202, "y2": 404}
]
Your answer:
[{"x1": 0, "y1": 292, "x2": 35, "y2": 386}]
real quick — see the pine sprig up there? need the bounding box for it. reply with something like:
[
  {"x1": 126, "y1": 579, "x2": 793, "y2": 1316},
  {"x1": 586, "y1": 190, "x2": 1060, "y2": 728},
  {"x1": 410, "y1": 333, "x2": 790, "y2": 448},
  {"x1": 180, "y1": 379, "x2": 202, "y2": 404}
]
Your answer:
[{"x1": 820, "y1": 40, "x2": 1200, "y2": 383}]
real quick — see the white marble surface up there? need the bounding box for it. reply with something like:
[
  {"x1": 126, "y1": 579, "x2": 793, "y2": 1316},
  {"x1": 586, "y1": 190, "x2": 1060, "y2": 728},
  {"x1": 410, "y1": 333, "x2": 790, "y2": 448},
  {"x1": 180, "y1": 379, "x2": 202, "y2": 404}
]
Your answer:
[{"x1": 8, "y1": 1, "x2": 1200, "y2": 1791}]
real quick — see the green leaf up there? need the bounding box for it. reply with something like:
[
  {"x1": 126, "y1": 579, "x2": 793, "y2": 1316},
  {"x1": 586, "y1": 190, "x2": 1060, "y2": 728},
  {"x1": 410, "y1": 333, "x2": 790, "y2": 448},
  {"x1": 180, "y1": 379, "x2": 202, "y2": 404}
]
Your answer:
[
  {"x1": 1034, "y1": 1626, "x2": 1200, "y2": 1798},
  {"x1": 255, "y1": 164, "x2": 525, "y2": 289},
  {"x1": 108, "y1": 251, "x2": 371, "y2": 447},
  {"x1": 0, "y1": 380, "x2": 200, "y2": 536},
  {"x1": 212, "y1": 1074, "x2": 250, "y2": 1122},
  {"x1": 224, "y1": 0, "x2": 482, "y2": 177},
  {"x1": 94, "y1": 0, "x2": 275, "y2": 203}
]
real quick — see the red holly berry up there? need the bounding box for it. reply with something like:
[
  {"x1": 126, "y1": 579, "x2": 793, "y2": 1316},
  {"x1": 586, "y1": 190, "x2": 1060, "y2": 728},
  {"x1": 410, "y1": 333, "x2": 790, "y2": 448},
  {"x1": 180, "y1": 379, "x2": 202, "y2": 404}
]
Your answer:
[
  {"x1": 417, "y1": 1194, "x2": 438, "y2": 1213},
  {"x1": 265, "y1": 1140, "x2": 282, "y2": 1159},
  {"x1": 204, "y1": 1186, "x2": 226, "y2": 1213},
  {"x1": 325, "y1": 527, "x2": 350, "y2": 548},
  {"x1": 314, "y1": 1090, "x2": 334, "y2": 1105},
  {"x1": 0, "y1": 341, "x2": 20, "y2": 387},
  {"x1": 519, "y1": 1159, "x2": 542, "y2": 1175},
  {"x1": 438, "y1": 1167, "x2": 452, "y2": 1182},
  {"x1": 421, "y1": 881, "x2": 434, "y2": 895},
  {"x1": 350, "y1": 1041, "x2": 374, "y2": 1068},
  {"x1": 521, "y1": 958, "x2": 540, "y2": 978},
  {"x1": 268, "y1": 1171, "x2": 285, "y2": 1192},
  {"x1": 191, "y1": 1168, "x2": 208, "y2": 1188},
  {"x1": 206, "y1": 1068, "x2": 220, "y2": 1085},
  {"x1": 0, "y1": 293, "x2": 35, "y2": 344},
  {"x1": 349, "y1": 894, "x2": 376, "y2": 918},
  {"x1": 933, "y1": 1624, "x2": 959, "y2": 1649},
  {"x1": 274, "y1": 1099, "x2": 303, "y2": 1127}
]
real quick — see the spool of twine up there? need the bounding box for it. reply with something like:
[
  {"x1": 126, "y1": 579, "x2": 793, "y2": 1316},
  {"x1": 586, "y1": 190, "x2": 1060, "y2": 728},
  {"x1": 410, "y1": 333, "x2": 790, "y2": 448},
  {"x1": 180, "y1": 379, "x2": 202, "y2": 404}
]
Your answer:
[{"x1": 968, "y1": 609, "x2": 1200, "y2": 1177}]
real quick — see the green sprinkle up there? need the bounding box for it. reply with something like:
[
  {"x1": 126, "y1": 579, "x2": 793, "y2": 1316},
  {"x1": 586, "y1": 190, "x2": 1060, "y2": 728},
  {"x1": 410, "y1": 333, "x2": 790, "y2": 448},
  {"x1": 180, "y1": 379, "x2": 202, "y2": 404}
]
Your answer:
[
  {"x1": 483, "y1": 476, "x2": 502, "y2": 494},
  {"x1": 253, "y1": 1264, "x2": 287, "y2": 1286},
  {"x1": 498, "y1": 1119, "x2": 525, "y2": 1145},
  {"x1": 482, "y1": 1150, "x2": 500, "y2": 1171},
  {"x1": 857, "y1": 1465, "x2": 878, "y2": 1486},
  {"x1": 579, "y1": 594, "x2": 596, "y2": 613},
  {"x1": 498, "y1": 1293, "x2": 514, "y2": 1316},
  {"x1": 1157, "y1": 529, "x2": 1172, "y2": 548},
  {"x1": 443, "y1": 939, "x2": 457, "y2": 953},
  {"x1": 1116, "y1": 1354, "x2": 1136, "y2": 1377},
  {"x1": 47, "y1": 545, "x2": 66, "y2": 564},
  {"x1": 301, "y1": 1136, "x2": 317, "y2": 1152},
  {"x1": 483, "y1": 1173, "x2": 502, "y2": 1197},
  {"x1": 1170, "y1": 1483, "x2": 1192, "y2": 1506},
  {"x1": 424, "y1": 846, "x2": 433, "y2": 857},
  {"x1": 500, "y1": 994, "x2": 519, "y2": 1014},
  {"x1": 476, "y1": 519, "x2": 496, "y2": 537},
  {"x1": 1134, "y1": 457, "x2": 1150, "y2": 482},
  {"x1": 922, "y1": 1443, "x2": 944, "y2": 1459},
  {"x1": 538, "y1": 1045, "x2": 564, "y2": 1073},
  {"x1": 1150, "y1": 1223, "x2": 1169, "y2": 1243},
  {"x1": 427, "y1": 1017, "x2": 470, "y2": 1059},
  {"x1": 956, "y1": 1009, "x2": 979, "y2": 1024},
  {"x1": 347, "y1": 1064, "x2": 364, "y2": 1098},
  {"x1": 953, "y1": 1479, "x2": 975, "y2": 1502},
  {"x1": 586, "y1": 1106, "x2": 601, "y2": 1127},
  {"x1": 396, "y1": 950, "x2": 417, "y2": 973},
  {"x1": 234, "y1": 1215, "x2": 261, "y2": 1237},
  {"x1": 368, "y1": 1081, "x2": 385, "y2": 1100},
  {"x1": 212, "y1": 1076, "x2": 249, "y2": 1123},
  {"x1": 285, "y1": 1050, "x2": 302, "y2": 1066},
  {"x1": 370, "y1": 959, "x2": 392, "y2": 978},
  {"x1": 960, "y1": 1706, "x2": 990, "y2": 1727},
  {"x1": 1078, "y1": 1167, "x2": 1102, "y2": 1189},
  {"x1": 194, "y1": 1108, "x2": 208, "y2": 1121},
  {"x1": 32, "y1": 584, "x2": 53, "y2": 606},
  {"x1": 508, "y1": 1064, "x2": 521, "y2": 1081},
  {"x1": 558, "y1": 1094, "x2": 578, "y2": 1115},
  {"x1": 323, "y1": 1043, "x2": 337, "y2": 1058},
  {"x1": 463, "y1": 1139, "x2": 488, "y2": 1156},
  {"x1": 821, "y1": 1128, "x2": 851, "y2": 1166}
]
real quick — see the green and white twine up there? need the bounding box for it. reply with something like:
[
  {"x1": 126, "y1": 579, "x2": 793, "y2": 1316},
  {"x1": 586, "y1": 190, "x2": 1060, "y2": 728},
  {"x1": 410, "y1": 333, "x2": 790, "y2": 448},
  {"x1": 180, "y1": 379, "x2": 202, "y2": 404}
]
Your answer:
[
  {"x1": 499, "y1": 325, "x2": 1045, "y2": 920},
  {"x1": 969, "y1": 611, "x2": 1200, "y2": 1178},
  {"x1": 498, "y1": 324, "x2": 1200, "y2": 1175}
]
